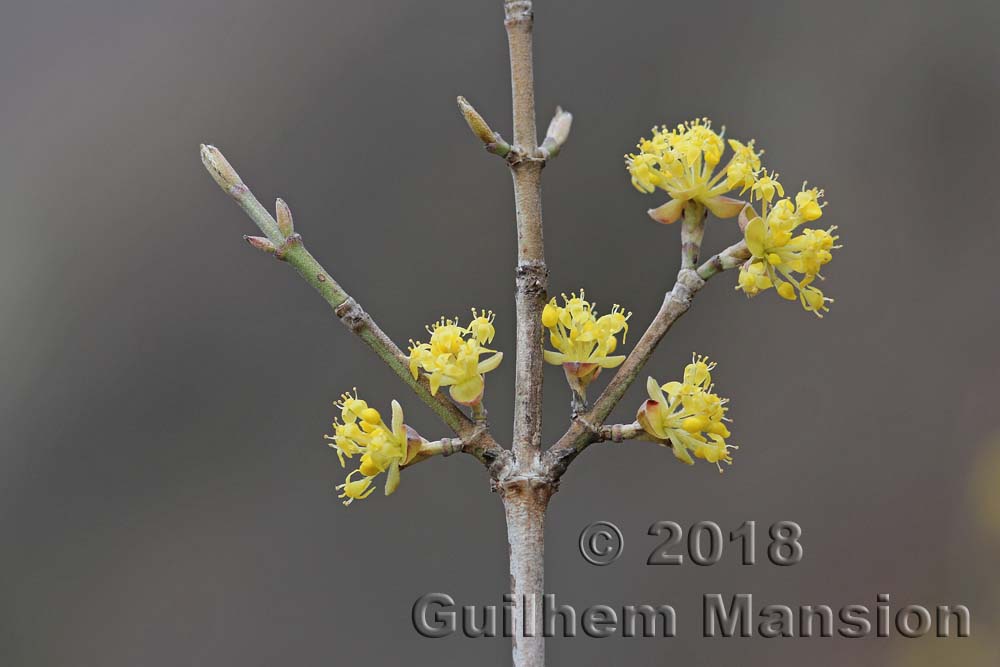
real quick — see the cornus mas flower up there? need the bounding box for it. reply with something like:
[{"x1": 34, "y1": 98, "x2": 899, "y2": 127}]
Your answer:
[
  {"x1": 625, "y1": 118, "x2": 763, "y2": 224},
  {"x1": 408, "y1": 310, "x2": 503, "y2": 406},
  {"x1": 637, "y1": 355, "x2": 736, "y2": 472},
  {"x1": 541, "y1": 291, "x2": 632, "y2": 388},
  {"x1": 737, "y1": 177, "x2": 840, "y2": 316},
  {"x1": 325, "y1": 390, "x2": 421, "y2": 505}
]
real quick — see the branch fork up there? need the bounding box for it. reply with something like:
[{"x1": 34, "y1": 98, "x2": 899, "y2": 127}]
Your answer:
[
  {"x1": 457, "y1": 96, "x2": 572, "y2": 165},
  {"x1": 200, "y1": 3, "x2": 752, "y2": 666}
]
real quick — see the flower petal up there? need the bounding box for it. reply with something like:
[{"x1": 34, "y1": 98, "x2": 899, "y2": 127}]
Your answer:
[
  {"x1": 391, "y1": 399, "x2": 405, "y2": 444},
  {"x1": 594, "y1": 355, "x2": 626, "y2": 368},
  {"x1": 646, "y1": 376, "x2": 666, "y2": 404},
  {"x1": 662, "y1": 381, "x2": 683, "y2": 398},
  {"x1": 477, "y1": 351, "x2": 503, "y2": 374},
  {"x1": 669, "y1": 436, "x2": 695, "y2": 465},
  {"x1": 384, "y1": 460, "x2": 401, "y2": 496},
  {"x1": 544, "y1": 350, "x2": 569, "y2": 365}
]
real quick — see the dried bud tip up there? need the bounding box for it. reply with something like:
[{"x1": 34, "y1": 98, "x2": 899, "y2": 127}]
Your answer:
[
  {"x1": 200, "y1": 144, "x2": 244, "y2": 193},
  {"x1": 275, "y1": 198, "x2": 294, "y2": 237},
  {"x1": 457, "y1": 95, "x2": 497, "y2": 144},
  {"x1": 563, "y1": 361, "x2": 600, "y2": 383},
  {"x1": 404, "y1": 425, "x2": 426, "y2": 463},
  {"x1": 243, "y1": 235, "x2": 277, "y2": 254}
]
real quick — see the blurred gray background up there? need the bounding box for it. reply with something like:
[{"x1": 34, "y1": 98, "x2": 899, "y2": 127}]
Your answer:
[{"x1": 2, "y1": 0, "x2": 999, "y2": 665}]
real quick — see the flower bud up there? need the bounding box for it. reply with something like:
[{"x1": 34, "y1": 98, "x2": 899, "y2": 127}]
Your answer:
[
  {"x1": 359, "y1": 454, "x2": 380, "y2": 477},
  {"x1": 682, "y1": 416, "x2": 708, "y2": 433},
  {"x1": 541, "y1": 303, "x2": 559, "y2": 328}
]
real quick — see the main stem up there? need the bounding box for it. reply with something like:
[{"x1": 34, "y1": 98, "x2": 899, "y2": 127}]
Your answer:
[
  {"x1": 502, "y1": 481, "x2": 551, "y2": 667},
  {"x1": 503, "y1": 2, "x2": 550, "y2": 667},
  {"x1": 506, "y1": 0, "x2": 547, "y2": 465}
]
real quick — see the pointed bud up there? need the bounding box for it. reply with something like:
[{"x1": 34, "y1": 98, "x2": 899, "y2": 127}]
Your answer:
[
  {"x1": 243, "y1": 235, "x2": 277, "y2": 254},
  {"x1": 275, "y1": 198, "x2": 294, "y2": 237},
  {"x1": 539, "y1": 106, "x2": 573, "y2": 158},
  {"x1": 457, "y1": 96, "x2": 497, "y2": 144},
  {"x1": 546, "y1": 107, "x2": 573, "y2": 145},
  {"x1": 457, "y1": 96, "x2": 511, "y2": 157},
  {"x1": 200, "y1": 144, "x2": 244, "y2": 194}
]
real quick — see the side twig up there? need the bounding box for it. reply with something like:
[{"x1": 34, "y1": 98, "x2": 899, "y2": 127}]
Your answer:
[
  {"x1": 698, "y1": 240, "x2": 750, "y2": 280},
  {"x1": 200, "y1": 145, "x2": 503, "y2": 467},
  {"x1": 545, "y1": 212, "x2": 750, "y2": 477}
]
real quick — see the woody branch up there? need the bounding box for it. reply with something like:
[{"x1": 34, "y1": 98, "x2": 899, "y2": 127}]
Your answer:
[
  {"x1": 544, "y1": 218, "x2": 750, "y2": 478},
  {"x1": 199, "y1": 145, "x2": 505, "y2": 470}
]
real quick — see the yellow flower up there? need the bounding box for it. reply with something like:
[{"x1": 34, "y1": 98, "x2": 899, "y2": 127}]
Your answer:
[
  {"x1": 750, "y1": 169, "x2": 784, "y2": 203},
  {"x1": 625, "y1": 118, "x2": 763, "y2": 224},
  {"x1": 325, "y1": 390, "x2": 420, "y2": 505},
  {"x1": 726, "y1": 139, "x2": 763, "y2": 193},
  {"x1": 542, "y1": 291, "x2": 631, "y2": 387},
  {"x1": 636, "y1": 355, "x2": 735, "y2": 472},
  {"x1": 737, "y1": 180, "x2": 840, "y2": 316},
  {"x1": 408, "y1": 310, "x2": 503, "y2": 406},
  {"x1": 467, "y1": 308, "x2": 496, "y2": 345}
]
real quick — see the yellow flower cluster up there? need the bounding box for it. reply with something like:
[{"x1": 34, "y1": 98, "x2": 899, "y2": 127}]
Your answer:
[
  {"x1": 541, "y1": 291, "x2": 631, "y2": 386},
  {"x1": 737, "y1": 176, "x2": 840, "y2": 316},
  {"x1": 626, "y1": 118, "x2": 762, "y2": 224},
  {"x1": 408, "y1": 309, "x2": 503, "y2": 406},
  {"x1": 637, "y1": 355, "x2": 735, "y2": 472},
  {"x1": 325, "y1": 390, "x2": 419, "y2": 505}
]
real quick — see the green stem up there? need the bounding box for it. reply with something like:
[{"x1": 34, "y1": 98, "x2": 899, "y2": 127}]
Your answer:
[
  {"x1": 697, "y1": 240, "x2": 750, "y2": 280},
  {"x1": 680, "y1": 202, "x2": 707, "y2": 269},
  {"x1": 282, "y1": 242, "x2": 477, "y2": 441}
]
